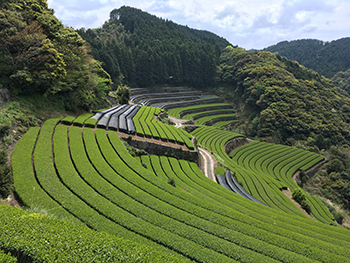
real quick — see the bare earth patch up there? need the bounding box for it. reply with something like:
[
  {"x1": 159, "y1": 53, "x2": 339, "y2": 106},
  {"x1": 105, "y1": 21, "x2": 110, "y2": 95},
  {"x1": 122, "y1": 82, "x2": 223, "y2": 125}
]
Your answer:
[{"x1": 282, "y1": 189, "x2": 317, "y2": 221}]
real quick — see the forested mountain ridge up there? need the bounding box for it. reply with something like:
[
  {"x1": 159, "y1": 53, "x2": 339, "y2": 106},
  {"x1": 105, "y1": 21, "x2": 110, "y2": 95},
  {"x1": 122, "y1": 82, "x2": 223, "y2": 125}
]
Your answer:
[
  {"x1": 213, "y1": 46, "x2": 350, "y2": 146},
  {"x1": 77, "y1": 6, "x2": 230, "y2": 88},
  {"x1": 262, "y1": 38, "x2": 350, "y2": 79}
]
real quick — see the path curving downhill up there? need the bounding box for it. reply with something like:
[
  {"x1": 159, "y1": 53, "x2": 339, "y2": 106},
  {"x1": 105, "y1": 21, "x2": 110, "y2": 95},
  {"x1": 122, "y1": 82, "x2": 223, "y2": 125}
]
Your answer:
[
  {"x1": 168, "y1": 116, "x2": 217, "y2": 182},
  {"x1": 199, "y1": 148, "x2": 216, "y2": 182}
]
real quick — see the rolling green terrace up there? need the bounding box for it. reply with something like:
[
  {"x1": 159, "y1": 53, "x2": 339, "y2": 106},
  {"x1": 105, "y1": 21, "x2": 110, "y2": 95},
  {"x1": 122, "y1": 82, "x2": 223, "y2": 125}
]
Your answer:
[{"x1": 8, "y1": 116, "x2": 350, "y2": 262}]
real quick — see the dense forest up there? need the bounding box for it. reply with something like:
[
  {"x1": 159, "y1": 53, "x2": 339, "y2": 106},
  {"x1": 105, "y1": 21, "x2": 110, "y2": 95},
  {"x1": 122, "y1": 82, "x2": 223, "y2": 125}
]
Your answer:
[
  {"x1": 214, "y1": 46, "x2": 350, "y2": 146},
  {"x1": 262, "y1": 38, "x2": 350, "y2": 79},
  {"x1": 76, "y1": 6, "x2": 230, "y2": 88},
  {"x1": 0, "y1": 0, "x2": 112, "y2": 111},
  {"x1": 332, "y1": 68, "x2": 350, "y2": 95}
]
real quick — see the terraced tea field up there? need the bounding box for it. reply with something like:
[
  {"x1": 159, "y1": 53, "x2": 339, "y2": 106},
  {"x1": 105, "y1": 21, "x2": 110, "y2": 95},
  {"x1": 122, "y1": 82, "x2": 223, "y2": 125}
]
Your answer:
[
  {"x1": 192, "y1": 126, "x2": 334, "y2": 224},
  {"x1": 10, "y1": 117, "x2": 350, "y2": 262}
]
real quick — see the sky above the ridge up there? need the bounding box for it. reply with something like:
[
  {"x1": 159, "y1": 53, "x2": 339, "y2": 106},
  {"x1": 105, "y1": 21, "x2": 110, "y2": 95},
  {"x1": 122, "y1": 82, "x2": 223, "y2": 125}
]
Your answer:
[{"x1": 47, "y1": 0, "x2": 350, "y2": 49}]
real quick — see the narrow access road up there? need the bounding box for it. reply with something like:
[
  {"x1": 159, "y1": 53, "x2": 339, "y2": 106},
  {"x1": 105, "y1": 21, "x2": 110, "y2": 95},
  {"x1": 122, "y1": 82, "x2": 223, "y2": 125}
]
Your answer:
[
  {"x1": 199, "y1": 148, "x2": 216, "y2": 182},
  {"x1": 168, "y1": 115, "x2": 216, "y2": 182},
  {"x1": 168, "y1": 116, "x2": 189, "y2": 128}
]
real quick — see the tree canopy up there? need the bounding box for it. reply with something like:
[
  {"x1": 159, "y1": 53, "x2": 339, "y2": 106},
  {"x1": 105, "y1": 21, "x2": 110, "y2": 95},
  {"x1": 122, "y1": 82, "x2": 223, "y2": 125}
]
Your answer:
[
  {"x1": 214, "y1": 46, "x2": 350, "y2": 146},
  {"x1": 332, "y1": 68, "x2": 350, "y2": 95},
  {"x1": 0, "y1": 0, "x2": 112, "y2": 111},
  {"x1": 77, "y1": 6, "x2": 230, "y2": 88},
  {"x1": 262, "y1": 38, "x2": 350, "y2": 79}
]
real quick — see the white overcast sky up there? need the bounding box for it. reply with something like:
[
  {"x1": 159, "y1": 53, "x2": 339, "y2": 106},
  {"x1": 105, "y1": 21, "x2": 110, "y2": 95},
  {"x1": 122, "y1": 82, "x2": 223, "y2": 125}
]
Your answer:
[{"x1": 47, "y1": 0, "x2": 350, "y2": 49}]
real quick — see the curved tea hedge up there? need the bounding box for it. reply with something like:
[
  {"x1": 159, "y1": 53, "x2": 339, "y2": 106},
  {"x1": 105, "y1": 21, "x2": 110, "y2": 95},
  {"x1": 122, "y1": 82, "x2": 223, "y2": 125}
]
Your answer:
[
  {"x1": 212, "y1": 120, "x2": 238, "y2": 128},
  {"x1": 183, "y1": 109, "x2": 235, "y2": 121},
  {"x1": 192, "y1": 126, "x2": 334, "y2": 223},
  {"x1": 133, "y1": 105, "x2": 194, "y2": 150},
  {"x1": 0, "y1": 206, "x2": 186, "y2": 263},
  {"x1": 167, "y1": 103, "x2": 232, "y2": 119},
  {"x1": 195, "y1": 113, "x2": 236, "y2": 126},
  {"x1": 10, "y1": 118, "x2": 350, "y2": 262}
]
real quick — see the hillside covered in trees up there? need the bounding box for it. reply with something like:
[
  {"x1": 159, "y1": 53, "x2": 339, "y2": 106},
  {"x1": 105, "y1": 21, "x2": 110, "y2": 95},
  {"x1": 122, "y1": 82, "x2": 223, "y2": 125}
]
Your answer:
[
  {"x1": 77, "y1": 6, "x2": 230, "y2": 88},
  {"x1": 0, "y1": 0, "x2": 112, "y2": 111},
  {"x1": 332, "y1": 68, "x2": 350, "y2": 95},
  {"x1": 213, "y1": 46, "x2": 350, "y2": 146},
  {"x1": 262, "y1": 38, "x2": 350, "y2": 79}
]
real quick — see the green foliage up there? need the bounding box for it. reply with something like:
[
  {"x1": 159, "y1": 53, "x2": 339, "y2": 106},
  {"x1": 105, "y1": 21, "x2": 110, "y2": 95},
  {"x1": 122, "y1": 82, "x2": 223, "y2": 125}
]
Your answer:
[
  {"x1": 0, "y1": 206, "x2": 186, "y2": 263},
  {"x1": 77, "y1": 6, "x2": 228, "y2": 88},
  {"x1": 0, "y1": 0, "x2": 112, "y2": 111},
  {"x1": 72, "y1": 113, "x2": 94, "y2": 127},
  {"x1": 115, "y1": 84, "x2": 130, "y2": 104},
  {"x1": 122, "y1": 139, "x2": 148, "y2": 157},
  {"x1": 332, "y1": 68, "x2": 350, "y2": 95},
  {"x1": 315, "y1": 134, "x2": 331, "y2": 150},
  {"x1": 195, "y1": 113, "x2": 236, "y2": 126},
  {"x1": 313, "y1": 145, "x2": 350, "y2": 210},
  {"x1": 168, "y1": 177, "x2": 176, "y2": 187},
  {"x1": 333, "y1": 210, "x2": 344, "y2": 225},
  {"x1": 194, "y1": 126, "x2": 337, "y2": 222},
  {"x1": 327, "y1": 158, "x2": 345, "y2": 174},
  {"x1": 215, "y1": 166, "x2": 225, "y2": 175},
  {"x1": 215, "y1": 46, "x2": 350, "y2": 145},
  {"x1": 292, "y1": 189, "x2": 311, "y2": 214},
  {"x1": 0, "y1": 250, "x2": 16, "y2": 263},
  {"x1": 167, "y1": 103, "x2": 232, "y2": 119},
  {"x1": 10, "y1": 119, "x2": 350, "y2": 262},
  {"x1": 133, "y1": 105, "x2": 194, "y2": 149},
  {"x1": 263, "y1": 38, "x2": 350, "y2": 78},
  {"x1": 298, "y1": 170, "x2": 309, "y2": 187},
  {"x1": 0, "y1": 159, "x2": 11, "y2": 198}
]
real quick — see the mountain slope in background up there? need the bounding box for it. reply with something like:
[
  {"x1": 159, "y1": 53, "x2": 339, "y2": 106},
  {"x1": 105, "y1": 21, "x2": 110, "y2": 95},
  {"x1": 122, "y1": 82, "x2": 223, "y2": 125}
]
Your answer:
[
  {"x1": 262, "y1": 38, "x2": 350, "y2": 79},
  {"x1": 77, "y1": 6, "x2": 230, "y2": 88},
  {"x1": 213, "y1": 46, "x2": 350, "y2": 146}
]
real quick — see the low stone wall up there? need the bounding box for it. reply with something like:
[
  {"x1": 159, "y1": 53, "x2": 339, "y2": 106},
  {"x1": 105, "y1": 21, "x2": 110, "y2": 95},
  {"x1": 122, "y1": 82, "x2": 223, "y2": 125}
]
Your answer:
[
  {"x1": 126, "y1": 138, "x2": 199, "y2": 163},
  {"x1": 224, "y1": 137, "x2": 252, "y2": 156}
]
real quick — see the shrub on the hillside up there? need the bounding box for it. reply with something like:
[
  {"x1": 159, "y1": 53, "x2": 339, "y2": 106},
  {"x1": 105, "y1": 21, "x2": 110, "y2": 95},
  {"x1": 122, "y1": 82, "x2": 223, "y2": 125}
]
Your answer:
[
  {"x1": 292, "y1": 189, "x2": 305, "y2": 203},
  {"x1": 298, "y1": 170, "x2": 309, "y2": 187},
  {"x1": 292, "y1": 189, "x2": 311, "y2": 214},
  {"x1": 168, "y1": 177, "x2": 176, "y2": 187},
  {"x1": 0, "y1": 164, "x2": 11, "y2": 198},
  {"x1": 334, "y1": 211, "x2": 344, "y2": 224},
  {"x1": 0, "y1": 150, "x2": 11, "y2": 198},
  {"x1": 300, "y1": 199, "x2": 311, "y2": 214}
]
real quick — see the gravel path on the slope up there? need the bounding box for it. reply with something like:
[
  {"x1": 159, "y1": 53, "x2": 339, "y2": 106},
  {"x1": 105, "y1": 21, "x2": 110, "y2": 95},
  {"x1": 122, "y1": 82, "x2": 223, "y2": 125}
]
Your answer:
[
  {"x1": 168, "y1": 116, "x2": 217, "y2": 181},
  {"x1": 199, "y1": 148, "x2": 217, "y2": 182}
]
